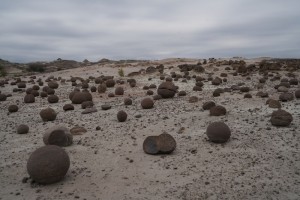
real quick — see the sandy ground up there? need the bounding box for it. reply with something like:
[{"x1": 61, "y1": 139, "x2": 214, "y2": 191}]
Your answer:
[{"x1": 0, "y1": 58, "x2": 299, "y2": 200}]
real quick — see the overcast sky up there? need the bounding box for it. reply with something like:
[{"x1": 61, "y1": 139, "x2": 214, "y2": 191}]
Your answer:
[{"x1": 1, "y1": 0, "x2": 300, "y2": 62}]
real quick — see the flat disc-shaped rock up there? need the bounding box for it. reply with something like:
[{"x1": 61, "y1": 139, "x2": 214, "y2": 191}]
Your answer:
[
  {"x1": 157, "y1": 133, "x2": 176, "y2": 154},
  {"x1": 143, "y1": 136, "x2": 160, "y2": 155},
  {"x1": 27, "y1": 145, "x2": 70, "y2": 184}
]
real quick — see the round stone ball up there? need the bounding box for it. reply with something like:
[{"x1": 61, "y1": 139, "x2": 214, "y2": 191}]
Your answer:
[
  {"x1": 157, "y1": 82, "x2": 177, "y2": 98},
  {"x1": 24, "y1": 94, "x2": 35, "y2": 103},
  {"x1": 40, "y1": 107, "x2": 57, "y2": 122},
  {"x1": 206, "y1": 122, "x2": 231, "y2": 143},
  {"x1": 17, "y1": 124, "x2": 29, "y2": 134},
  {"x1": 90, "y1": 86, "x2": 97, "y2": 92},
  {"x1": 48, "y1": 95, "x2": 59, "y2": 103},
  {"x1": 48, "y1": 81, "x2": 59, "y2": 89},
  {"x1": 117, "y1": 110, "x2": 127, "y2": 122},
  {"x1": 8, "y1": 105, "x2": 18, "y2": 112},
  {"x1": 27, "y1": 145, "x2": 70, "y2": 184},
  {"x1": 63, "y1": 104, "x2": 74, "y2": 111},
  {"x1": 141, "y1": 98, "x2": 154, "y2": 109},
  {"x1": 115, "y1": 87, "x2": 124, "y2": 95},
  {"x1": 124, "y1": 98, "x2": 132, "y2": 105},
  {"x1": 210, "y1": 105, "x2": 227, "y2": 116},
  {"x1": 97, "y1": 84, "x2": 107, "y2": 93},
  {"x1": 106, "y1": 79, "x2": 115, "y2": 87},
  {"x1": 0, "y1": 94, "x2": 7, "y2": 101},
  {"x1": 43, "y1": 125, "x2": 73, "y2": 147},
  {"x1": 270, "y1": 109, "x2": 293, "y2": 127}
]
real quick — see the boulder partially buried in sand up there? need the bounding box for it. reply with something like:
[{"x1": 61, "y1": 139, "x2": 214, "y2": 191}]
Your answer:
[
  {"x1": 43, "y1": 125, "x2": 73, "y2": 146},
  {"x1": 270, "y1": 109, "x2": 293, "y2": 127}
]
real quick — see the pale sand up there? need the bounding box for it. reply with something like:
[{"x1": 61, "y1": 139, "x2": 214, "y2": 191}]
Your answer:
[{"x1": 0, "y1": 58, "x2": 299, "y2": 200}]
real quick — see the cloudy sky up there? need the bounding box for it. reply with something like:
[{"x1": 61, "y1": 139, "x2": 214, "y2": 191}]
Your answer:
[{"x1": 1, "y1": 0, "x2": 300, "y2": 62}]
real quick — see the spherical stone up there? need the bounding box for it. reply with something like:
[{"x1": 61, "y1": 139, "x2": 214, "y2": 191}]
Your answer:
[
  {"x1": 71, "y1": 92, "x2": 92, "y2": 104},
  {"x1": 117, "y1": 110, "x2": 127, "y2": 122},
  {"x1": 130, "y1": 81, "x2": 136, "y2": 87},
  {"x1": 210, "y1": 105, "x2": 227, "y2": 116},
  {"x1": 143, "y1": 136, "x2": 160, "y2": 155},
  {"x1": 48, "y1": 81, "x2": 59, "y2": 89},
  {"x1": 141, "y1": 98, "x2": 154, "y2": 109},
  {"x1": 46, "y1": 88, "x2": 55, "y2": 95},
  {"x1": 157, "y1": 133, "x2": 176, "y2": 154},
  {"x1": 244, "y1": 93, "x2": 252, "y2": 98},
  {"x1": 211, "y1": 77, "x2": 222, "y2": 85},
  {"x1": 157, "y1": 82, "x2": 177, "y2": 98},
  {"x1": 24, "y1": 94, "x2": 35, "y2": 103},
  {"x1": 26, "y1": 88, "x2": 33, "y2": 94},
  {"x1": 279, "y1": 92, "x2": 294, "y2": 102},
  {"x1": 63, "y1": 104, "x2": 74, "y2": 111},
  {"x1": 240, "y1": 87, "x2": 250, "y2": 92},
  {"x1": 206, "y1": 122, "x2": 231, "y2": 143},
  {"x1": 40, "y1": 91, "x2": 48, "y2": 98},
  {"x1": 189, "y1": 96, "x2": 198, "y2": 103},
  {"x1": 270, "y1": 109, "x2": 293, "y2": 127},
  {"x1": 17, "y1": 124, "x2": 29, "y2": 134},
  {"x1": 277, "y1": 86, "x2": 288, "y2": 93},
  {"x1": 115, "y1": 87, "x2": 124, "y2": 95},
  {"x1": 195, "y1": 81, "x2": 204, "y2": 87},
  {"x1": 40, "y1": 107, "x2": 57, "y2": 122},
  {"x1": 43, "y1": 125, "x2": 73, "y2": 147},
  {"x1": 8, "y1": 105, "x2": 18, "y2": 112},
  {"x1": 31, "y1": 90, "x2": 40, "y2": 97},
  {"x1": 48, "y1": 95, "x2": 59, "y2": 103},
  {"x1": 106, "y1": 79, "x2": 115, "y2": 87},
  {"x1": 267, "y1": 99, "x2": 281, "y2": 108},
  {"x1": 146, "y1": 90, "x2": 154, "y2": 95},
  {"x1": 81, "y1": 101, "x2": 94, "y2": 109},
  {"x1": 153, "y1": 94, "x2": 162, "y2": 100},
  {"x1": 0, "y1": 94, "x2": 7, "y2": 101},
  {"x1": 90, "y1": 86, "x2": 97, "y2": 92},
  {"x1": 124, "y1": 98, "x2": 132, "y2": 105},
  {"x1": 97, "y1": 84, "x2": 107, "y2": 93},
  {"x1": 81, "y1": 82, "x2": 89, "y2": 89},
  {"x1": 165, "y1": 77, "x2": 173, "y2": 82},
  {"x1": 17, "y1": 82, "x2": 26, "y2": 88},
  {"x1": 193, "y1": 86, "x2": 203, "y2": 91},
  {"x1": 32, "y1": 85, "x2": 40, "y2": 90},
  {"x1": 295, "y1": 89, "x2": 300, "y2": 99},
  {"x1": 178, "y1": 91, "x2": 187, "y2": 96},
  {"x1": 149, "y1": 84, "x2": 157, "y2": 89},
  {"x1": 202, "y1": 101, "x2": 215, "y2": 110},
  {"x1": 27, "y1": 145, "x2": 70, "y2": 184},
  {"x1": 213, "y1": 89, "x2": 221, "y2": 97}
]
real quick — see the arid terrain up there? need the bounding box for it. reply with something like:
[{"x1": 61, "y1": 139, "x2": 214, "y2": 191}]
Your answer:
[{"x1": 0, "y1": 57, "x2": 299, "y2": 200}]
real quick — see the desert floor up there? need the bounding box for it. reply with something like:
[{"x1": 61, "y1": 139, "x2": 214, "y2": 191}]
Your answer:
[{"x1": 0, "y1": 58, "x2": 299, "y2": 200}]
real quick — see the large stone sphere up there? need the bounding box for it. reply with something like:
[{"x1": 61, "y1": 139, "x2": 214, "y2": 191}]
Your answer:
[{"x1": 206, "y1": 122, "x2": 231, "y2": 143}]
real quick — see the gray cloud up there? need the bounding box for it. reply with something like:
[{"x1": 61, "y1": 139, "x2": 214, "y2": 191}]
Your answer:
[{"x1": 0, "y1": 0, "x2": 300, "y2": 62}]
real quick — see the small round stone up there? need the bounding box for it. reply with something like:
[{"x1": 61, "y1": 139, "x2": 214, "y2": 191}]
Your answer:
[
  {"x1": 117, "y1": 110, "x2": 127, "y2": 122},
  {"x1": 48, "y1": 95, "x2": 59, "y2": 103},
  {"x1": 157, "y1": 133, "x2": 176, "y2": 154},
  {"x1": 143, "y1": 136, "x2": 160, "y2": 155},
  {"x1": 141, "y1": 98, "x2": 154, "y2": 109},
  {"x1": 0, "y1": 94, "x2": 7, "y2": 101},
  {"x1": 27, "y1": 145, "x2": 70, "y2": 184},
  {"x1": 115, "y1": 87, "x2": 124, "y2": 95},
  {"x1": 206, "y1": 122, "x2": 231, "y2": 143},
  {"x1": 202, "y1": 101, "x2": 215, "y2": 110},
  {"x1": 270, "y1": 109, "x2": 293, "y2": 127},
  {"x1": 40, "y1": 107, "x2": 57, "y2": 122},
  {"x1": 8, "y1": 105, "x2": 18, "y2": 112},
  {"x1": 210, "y1": 105, "x2": 226, "y2": 116},
  {"x1": 24, "y1": 94, "x2": 35, "y2": 103},
  {"x1": 124, "y1": 98, "x2": 132, "y2": 105},
  {"x1": 17, "y1": 124, "x2": 29, "y2": 134}
]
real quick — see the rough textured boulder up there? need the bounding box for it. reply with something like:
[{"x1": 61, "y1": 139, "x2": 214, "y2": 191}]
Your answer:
[
  {"x1": 24, "y1": 94, "x2": 35, "y2": 103},
  {"x1": 115, "y1": 87, "x2": 124, "y2": 95},
  {"x1": 295, "y1": 89, "x2": 300, "y2": 99},
  {"x1": 106, "y1": 79, "x2": 115, "y2": 87},
  {"x1": 17, "y1": 124, "x2": 29, "y2": 134},
  {"x1": 203, "y1": 101, "x2": 216, "y2": 110},
  {"x1": 279, "y1": 92, "x2": 294, "y2": 102},
  {"x1": 117, "y1": 110, "x2": 127, "y2": 122},
  {"x1": 43, "y1": 125, "x2": 73, "y2": 146},
  {"x1": 0, "y1": 94, "x2": 7, "y2": 101},
  {"x1": 157, "y1": 82, "x2": 177, "y2": 98},
  {"x1": 27, "y1": 145, "x2": 70, "y2": 184},
  {"x1": 81, "y1": 101, "x2": 94, "y2": 109},
  {"x1": 40, "y1": 108, "x2": 57, "y2": 122},
  {"x1": 71, "y1": 91, "x2": 92, "y2": 104},
  {"x1": 270, "y1": 109, "x2": 293, "y2": 127},
  {"x1": 143, "y1": 133, "x2": 176, "y2": 155},
  {"x1": 48, "y1": 81, "x2": 59, "y2": 89},
  {"x1": 8, "y1": 105, "x2": 18, "y2": 112},
  {"x1": 48, "y1": 95, "x2": 59, "y2": 103},
  {"x1": 206, "y1": 122, "x2": 231, "y2": 143},
  {"x1": 210, "y1": 105, "x2": 227, "y2": 116},
  {"x1": 267, "y1": 99, "x2": 281, "y2": 108},
  {"x1": 124, "y1": 98, "x2": 132, "y2": 105},
  {"x1": 97, "y1": 84, "x2": 107, "y2": 93},
  {"x1": 63, "y1": 104, "x2": 74, "y2": 111},
  {"x1": 141, "y1": 98, "x2": 154, "y2": 109},
  {"x1": 17, "y1": 82, "x2": 26, "y2": 88}
]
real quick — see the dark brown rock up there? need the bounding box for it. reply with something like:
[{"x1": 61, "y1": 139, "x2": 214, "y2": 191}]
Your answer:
[
  {"x1": 40, "y1": 108, "x2": 57, "y2": 122},
  {"x1": 0, "y1": 94, "x2": 7, "y2": 101},
  {"x1": 17, "y1": 124, "x2": 29, "y2": 134},
  {"x1": 106, "y1": 79, "x2": 115, "y2": 87},
  {"x1": 48, "y1": 81, "x2": 59, "y2": 89},
  {"x1": 97, "y1": 84, "x2": 107, "y2": 93},
  {"x1": 48, "y1": 95, "x2": 59, "y2": 103},
  {"x1": 279, "y1": 92, "x2": 294, "y2": 102},
  {"x1": 157, "y1": 82, "x2": 177, "y2": 98},
  {"x1": 117, "y1": 110, "x2": 127, "y2": 122},
  {"x1": 141, "y1": 98, "x2": 154, "y2": 109},
  {"x1": 8, "y1": 105, "x2": 18, "y2": 112},
  {"x1": 115, "y1": 87, "x2": 124, "y2": 95},
  {"x1": 63, "y1": 104, "x2": 74, "y2": 111},
  {"x1": 189, "y1": 96, "x2": 198, "y2": 103},
  {"x1": 206, "y1": 122, "x2": 231, "y2": 143},
  {"x1": 24, "y1": 94, "x2": 35, "y2": 103},
  {"x1": 27, "y1": 145, "x2": 70, "y2": 184},
  {"x1": 270, "y1": 109, "x2": 293, "y2": 127},
  {"x1": 81, "y1": 101, "x2": 94, "y2": 109},
  {"x1": 71, "y1": 92, "x2": 92, "y2": 104},
  {"x1": 203, "y1": 101, "x2": 215, "y2": 110},
  {"x1": 210, "y1": 105, "x2": 226, "y2": 116},
  {"x1": 43, "y1": 126, "x2": 73, "y2": 147}
]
